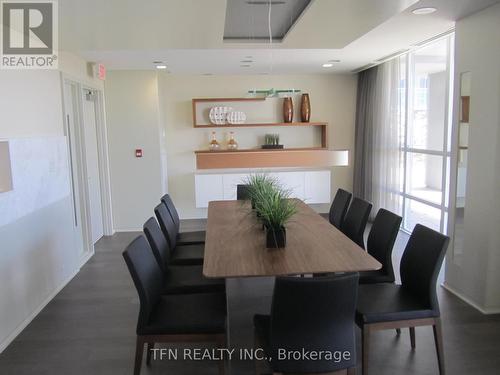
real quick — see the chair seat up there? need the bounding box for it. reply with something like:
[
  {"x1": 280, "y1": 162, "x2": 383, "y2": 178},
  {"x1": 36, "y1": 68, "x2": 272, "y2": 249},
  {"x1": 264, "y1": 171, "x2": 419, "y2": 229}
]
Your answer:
[
  {"x1": 139, "y1": 292, "x2": 226, "y2": 336},
  {"x1": 358, "y1": 270, "x2": 394, "y2": 284},
  {"x1": 171, "y1": 244, "x2": 204, "y2": 266},
  {"x1": 177, "y1": 230, "x2": 206, "y2": 245},
  {"x1": 356, "y1": 284, "x2": 438, "y2": 325},
  {"x1": 163, "y1": 265, "x2": 224, "y2": 294}
]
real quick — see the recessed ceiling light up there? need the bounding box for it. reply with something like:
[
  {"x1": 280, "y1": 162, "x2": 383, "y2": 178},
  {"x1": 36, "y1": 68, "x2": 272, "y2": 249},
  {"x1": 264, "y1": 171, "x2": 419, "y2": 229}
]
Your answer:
[
  {"x1": 240, "y1": 64, "x2": 251, "y2": 68},
  {"x1": 156, "y1": 65, "x2": 167, "y2": 69},
  {"x1": 241, "y1": 60, "x2": 253, "y2": 63},
  {"x1": 322, "y1": 63, "x2": 334, "y2": 68},
  {"x1": 412, "y1": 7, "x2": 437, "y2": 15},
  {"x1": 328, "y1": 59, "x2": 341, "y2": 63}
]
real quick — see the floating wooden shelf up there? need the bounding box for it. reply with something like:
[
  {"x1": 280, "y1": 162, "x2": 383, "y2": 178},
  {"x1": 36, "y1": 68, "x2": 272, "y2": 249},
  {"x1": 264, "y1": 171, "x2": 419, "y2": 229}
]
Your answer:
[
  {"x1": 193, "y1": 121, "x2": 327, "y2": 128},
  {"x1": 192, "y1": 96, "x2": 330, "y2": 155},
  {"x1": 195, "y1": 147, "x2": 326, "y2": 154},
  {"x1": 195, "y1": 148, "x2": 348, "y2": 170}
]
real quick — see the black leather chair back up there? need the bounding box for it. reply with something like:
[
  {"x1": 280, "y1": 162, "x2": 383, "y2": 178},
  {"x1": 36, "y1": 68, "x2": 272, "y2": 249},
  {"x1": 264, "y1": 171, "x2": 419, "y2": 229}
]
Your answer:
[
  {"x1": 341, "y1": 197, "x2": 372, "y2": 248},
  {"x1": 236, "y1": 184, "x2": 250, "y2": 200},
  {"x1": 270, "y1": 274, "x2": 358, "y2": 373},
  {"x1": 329, "y1": 189, "x2": 352, "y2": 229},
  {"x1": 161, "y1": 194, "x2": 180, "y2": 232},
  {"x1": 367, "y1": 209, "x2": 402, "y2": 282},
  {"x1": 123, "y1": 236, "x2": 164, "y2": 334},
  {"x1": 155, "y1": 202, "x2": 177, "y2": 249},
  {"x1": 143, "y1": 217, "x2": 171, "y2": 274},
  {"x1": 400, "y1": 224, "x2": 449, "y2": 313}
]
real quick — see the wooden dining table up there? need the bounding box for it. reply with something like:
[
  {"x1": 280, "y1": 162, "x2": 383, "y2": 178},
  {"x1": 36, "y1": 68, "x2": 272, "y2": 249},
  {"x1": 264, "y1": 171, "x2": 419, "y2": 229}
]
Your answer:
[
  {"x1": 203, "y1": 199, "x2": 381, "y2": 374},
  {"x1": 203, "y1": 199, "x2": 381, "y2": 278}
]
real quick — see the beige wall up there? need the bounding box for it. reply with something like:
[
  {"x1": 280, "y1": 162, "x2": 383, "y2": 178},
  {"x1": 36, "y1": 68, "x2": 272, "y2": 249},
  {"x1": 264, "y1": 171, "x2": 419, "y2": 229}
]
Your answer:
[
  {"x1": 444, "y1": 3, "x2": 500, "y2": 313},
  {"x1": 158, "y1": 74, "x2": 358, "y2": 219},
  {"x1": 105, "y1": 71, "x2": 165, "y2": 230}
]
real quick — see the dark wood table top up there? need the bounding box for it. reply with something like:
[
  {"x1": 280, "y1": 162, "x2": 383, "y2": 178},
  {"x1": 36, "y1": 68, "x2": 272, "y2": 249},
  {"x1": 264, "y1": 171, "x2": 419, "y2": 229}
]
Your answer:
[{"x1": 203, "y1": 200, "x2": 381, "y2": 278}]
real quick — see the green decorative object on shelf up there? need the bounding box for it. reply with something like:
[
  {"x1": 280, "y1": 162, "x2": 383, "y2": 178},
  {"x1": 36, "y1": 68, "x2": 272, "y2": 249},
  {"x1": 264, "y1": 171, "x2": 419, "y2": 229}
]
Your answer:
[
  {"x1": 263, "y1": 134, "x2": 283, "y2": 149},
  {"x1": 247, "y1": 88, "x2": 301, "y2": 98}
]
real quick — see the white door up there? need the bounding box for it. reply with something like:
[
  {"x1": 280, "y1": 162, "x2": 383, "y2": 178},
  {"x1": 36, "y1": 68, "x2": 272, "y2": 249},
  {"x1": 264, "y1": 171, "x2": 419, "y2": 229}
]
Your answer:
[
  {"x1": 64, "y1": 82, "x2": 86, "y2": 257},
  {"x1": 82, "y1": 90, "x2": 104, "y2": 244}
]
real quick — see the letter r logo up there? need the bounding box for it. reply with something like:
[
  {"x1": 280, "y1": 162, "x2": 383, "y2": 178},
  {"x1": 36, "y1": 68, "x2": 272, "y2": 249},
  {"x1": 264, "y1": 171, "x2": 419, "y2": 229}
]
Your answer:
[{"x1": 2, "y1": 1, "x2": 53, "y2": 54}]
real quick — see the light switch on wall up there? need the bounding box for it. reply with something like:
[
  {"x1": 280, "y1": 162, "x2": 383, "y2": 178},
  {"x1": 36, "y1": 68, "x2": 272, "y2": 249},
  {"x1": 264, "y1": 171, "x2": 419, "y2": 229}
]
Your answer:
[{"x1": 0, "y1": 141, "x2": 13, "y2": 193}]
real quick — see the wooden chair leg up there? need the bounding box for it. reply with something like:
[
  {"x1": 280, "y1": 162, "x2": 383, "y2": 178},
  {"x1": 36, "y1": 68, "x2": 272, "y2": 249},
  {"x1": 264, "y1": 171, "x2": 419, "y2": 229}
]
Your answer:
[
  {"x1": 146, "y1": 342, "x2": 154, "y2": 365},
  {"x1": 134, "y1": 337, "x2": 144, "y2": 375},
  {"x1": 396, "y1": 328, "x2": 401, "y2": 336},
  {"x1": 362, "y1": 327, "x2": 370, "y2": 375},
  {"x1": 409, "y1": 327, "x2": 416, "y2": 349},
  {"x1": 433, "y1": 318, "x2": 446, "y2": 375}
]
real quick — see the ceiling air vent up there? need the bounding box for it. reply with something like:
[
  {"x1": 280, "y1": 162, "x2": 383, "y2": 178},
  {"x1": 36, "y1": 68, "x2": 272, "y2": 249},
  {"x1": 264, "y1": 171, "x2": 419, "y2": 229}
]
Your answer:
[
  {"x1": 411, "y1": 29, "x2": 455, "y2": 48},
  {"x1": 351, "y1": 63, "x2": 377, "y2": 74},
  {"x1": 374, "y1": 49, "x2": 410, "y2": 63}
]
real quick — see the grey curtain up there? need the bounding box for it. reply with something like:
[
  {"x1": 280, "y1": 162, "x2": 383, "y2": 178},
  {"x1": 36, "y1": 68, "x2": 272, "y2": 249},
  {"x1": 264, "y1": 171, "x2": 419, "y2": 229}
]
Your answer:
[
  {"x1": 353, "y1": 66, "x2": 378, "y2": 201},
  {"x1": 353, "y1": 60, "x2": 403, "y2": 217}
]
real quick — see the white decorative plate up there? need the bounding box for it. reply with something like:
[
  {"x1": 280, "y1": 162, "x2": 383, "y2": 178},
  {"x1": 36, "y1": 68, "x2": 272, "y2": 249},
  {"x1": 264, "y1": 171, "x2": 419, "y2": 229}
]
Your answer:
[
  {"x1": 209, "y1": 106, "x2": 233, "y2": 125},
  {"x1": 227, "y1": 111, "x2": 247, "y2": 125}
]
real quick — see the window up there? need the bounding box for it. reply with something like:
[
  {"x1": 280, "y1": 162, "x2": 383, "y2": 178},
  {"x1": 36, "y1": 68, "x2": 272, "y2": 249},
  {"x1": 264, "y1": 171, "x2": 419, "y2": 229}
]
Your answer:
[{"x1": 399, "y1": 35, "x2": 454, "y2": 233}]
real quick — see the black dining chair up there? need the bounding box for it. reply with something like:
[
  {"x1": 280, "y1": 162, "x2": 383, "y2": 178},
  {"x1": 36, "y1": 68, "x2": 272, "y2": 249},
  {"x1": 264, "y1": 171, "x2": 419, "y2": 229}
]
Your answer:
[
  {"x1": 143, "y1": 217, "x2": 224, "y2": 294},
  {"x1": 122, "y1": 236, "x2": 226, "y2": 375},
  {"x1": 356, "y1": 224, "x2": 449, "y2": 375},
  {"x1": 341, "y1": 197, "x2": 372, "y2": 248},
  {"x1": 329, "y1": 188, "x2": 352, "y2": 229},
  {"x1": 161, "y1": 194, "x2": 205, "y2": 245},
  {"x1": 254, "y1": 274, "x2": 359, "y2": 375},
  {"x1": 236, "y1": 184, "x2": 251, "y2": 200},
  {"x1": 154, "y1": 203, "x2": 204, "y2": 265},
  {"x1": 359, "y1": 208, "x2": 402, "y2": 284}
]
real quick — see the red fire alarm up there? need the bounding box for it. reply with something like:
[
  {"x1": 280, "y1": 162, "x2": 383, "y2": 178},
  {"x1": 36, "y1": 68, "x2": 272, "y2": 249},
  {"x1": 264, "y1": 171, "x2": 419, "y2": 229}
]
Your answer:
[{"x1": 135, "y1": 149, "x2": 143, "y2": 158}]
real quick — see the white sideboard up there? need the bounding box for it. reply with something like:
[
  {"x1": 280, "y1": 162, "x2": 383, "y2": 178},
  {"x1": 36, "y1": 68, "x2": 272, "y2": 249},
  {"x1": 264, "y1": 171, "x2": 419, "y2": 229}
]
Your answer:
[{"x1": 194, "y1": 170, "x2": 331, "y2": 208}]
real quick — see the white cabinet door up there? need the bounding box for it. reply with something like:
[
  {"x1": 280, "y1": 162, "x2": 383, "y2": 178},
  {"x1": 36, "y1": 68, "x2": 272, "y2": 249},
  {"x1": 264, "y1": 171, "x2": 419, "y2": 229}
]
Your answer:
[
  {"x1": 222, "y1": 173, "x2": 248, "y2": 200},
  {"x1": 195, "y1": 174, "x2": 223, "y2": 208},
  {"x1": 271, "y1": 172, "x2": 305, "y2": 200},
  {"x1": 304, "y1": 170, "x2": 331, "y2": 204}
]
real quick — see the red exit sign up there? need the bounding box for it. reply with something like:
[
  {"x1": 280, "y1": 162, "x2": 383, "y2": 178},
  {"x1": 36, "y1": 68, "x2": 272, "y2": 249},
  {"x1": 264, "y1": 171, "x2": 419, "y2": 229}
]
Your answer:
[{"x1": 97, "y1": 63, "x2": 106, "y2": 80}]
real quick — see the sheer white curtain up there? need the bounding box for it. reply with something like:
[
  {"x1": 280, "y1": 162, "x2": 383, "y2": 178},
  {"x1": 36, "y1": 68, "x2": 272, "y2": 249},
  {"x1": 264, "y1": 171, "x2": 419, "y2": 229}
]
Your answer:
[
  {"x1": 371, "y1": 59, "x2": 404, "y2": 216},
  {"x1": 354, "y1": 58, "x2": 403, "y2": 217}
]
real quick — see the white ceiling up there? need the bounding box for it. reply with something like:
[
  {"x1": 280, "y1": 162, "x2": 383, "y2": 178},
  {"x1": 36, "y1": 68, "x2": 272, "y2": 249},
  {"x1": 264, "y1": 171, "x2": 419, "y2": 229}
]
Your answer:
[{"x1": 59, "y1": 0, "x2": 500, "y2": 74}]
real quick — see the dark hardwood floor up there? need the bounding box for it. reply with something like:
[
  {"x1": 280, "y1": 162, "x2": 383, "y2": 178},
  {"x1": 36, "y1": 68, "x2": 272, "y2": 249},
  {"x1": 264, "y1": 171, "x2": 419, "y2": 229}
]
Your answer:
[{"x1": 1, "y1": 221, "x2": 499, "y2": 375}]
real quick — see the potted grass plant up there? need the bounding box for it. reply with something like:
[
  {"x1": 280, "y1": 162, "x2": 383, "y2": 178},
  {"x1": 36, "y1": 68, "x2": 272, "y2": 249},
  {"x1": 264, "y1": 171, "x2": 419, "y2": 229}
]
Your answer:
[
  {"x1": 254, "y1": 186, "x2": 298, "y2": 249},
  {"x1": 244, "y1": 174, "x2": 277, "y2": 210}
]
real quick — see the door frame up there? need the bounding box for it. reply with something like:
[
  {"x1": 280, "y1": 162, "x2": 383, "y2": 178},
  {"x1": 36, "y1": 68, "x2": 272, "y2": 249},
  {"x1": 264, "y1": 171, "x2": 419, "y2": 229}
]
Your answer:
[{"x1": 61, "y1": 74, "x2": 113, "y2": 266}]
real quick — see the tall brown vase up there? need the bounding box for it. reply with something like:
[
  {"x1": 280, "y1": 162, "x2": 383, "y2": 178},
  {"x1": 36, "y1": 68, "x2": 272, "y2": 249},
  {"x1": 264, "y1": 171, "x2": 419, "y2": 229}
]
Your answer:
[
  {"x1": 283, "y1": 97, "x2": 293, "y2": 123},
  {"x1": 301, "y1": 93, "x2": 311, "y2": 122}
]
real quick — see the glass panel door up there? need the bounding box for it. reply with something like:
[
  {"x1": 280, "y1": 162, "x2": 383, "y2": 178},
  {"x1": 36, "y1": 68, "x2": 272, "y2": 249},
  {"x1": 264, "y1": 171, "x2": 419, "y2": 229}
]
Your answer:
[{"x1": 401, "y1": 35, "x2": 454, "y2": 233}]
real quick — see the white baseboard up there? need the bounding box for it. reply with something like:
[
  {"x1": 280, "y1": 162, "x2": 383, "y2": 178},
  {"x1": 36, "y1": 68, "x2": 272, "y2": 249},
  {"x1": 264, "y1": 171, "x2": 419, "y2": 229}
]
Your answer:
[
  {"x1": 0, "y1": 269, "x2": 79, "y2": 353},
  {"x1": 112, "y1": 228, "x2": 142, "y2": 232},
  {"x1": 442, "y1": 283, "x2": 500, "y2": 315},
  {"x1": 79, "y1": 249, "x2": 94, "y2": 269}
]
